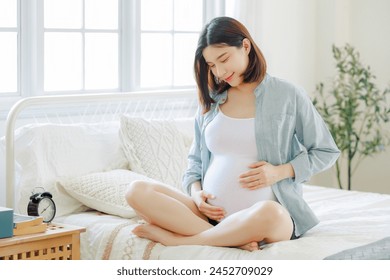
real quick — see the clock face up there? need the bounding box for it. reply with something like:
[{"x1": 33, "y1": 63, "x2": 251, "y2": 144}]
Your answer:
[{"x1": 37, "y1": 197, "x2": 56, "y2": 223}]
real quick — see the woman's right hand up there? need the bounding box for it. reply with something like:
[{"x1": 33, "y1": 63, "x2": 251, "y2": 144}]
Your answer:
[{"x1": 191, "y1": 190, "x2": 225, "y2": 221}]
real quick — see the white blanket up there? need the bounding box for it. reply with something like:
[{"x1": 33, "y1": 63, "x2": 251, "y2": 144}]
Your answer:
[{"x1": 56, "y1": 185, "x2": 390, "y2": 260}]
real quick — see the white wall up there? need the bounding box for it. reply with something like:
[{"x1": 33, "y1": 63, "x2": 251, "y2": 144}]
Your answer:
[
  {"x1": 234, "y1": 0, "x2": 390, "y2": 194},
  {"x1": 343, "y1": 0, "x2": 390, "y2": 193},
  {"x1": 313, "y1": 0, "x2": 390, "y2": 194}
]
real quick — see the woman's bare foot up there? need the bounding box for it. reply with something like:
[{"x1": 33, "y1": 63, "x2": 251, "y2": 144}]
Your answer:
[
  {"x1": 132, "y1": 224, "x2": 179, "y2": 246},
  {"x1": 132, "y1": 224, "x2": 260, "y2": 251},
  {"x1": 238, "y1": 241, "x2": 260, "y2": 251}
]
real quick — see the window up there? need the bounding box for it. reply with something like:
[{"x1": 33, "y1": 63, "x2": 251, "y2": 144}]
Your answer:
[
  {"x1": 0, "y1": 0, "x2": 225, "y2": 98},
  {"x1": 0, "y1": 0, "x2": 18, "y2": 95},
  {"x1": 140, "y1": 0, "x2": 203, "y2": 88},
  {"x1": 43, "y1": 0, "x2": 119, "y2": 92}
]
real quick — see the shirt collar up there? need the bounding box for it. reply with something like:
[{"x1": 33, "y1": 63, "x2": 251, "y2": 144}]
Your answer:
[
  {"x1": 212, "y1": 91, "x2": 227, "y2": 105},
  {"x1": 254, "y1": 73, "x2": 268, "y2": 98}
]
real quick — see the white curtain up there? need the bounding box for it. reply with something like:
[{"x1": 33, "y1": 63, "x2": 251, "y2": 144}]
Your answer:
[
  {"x1": 224, "y1": 0, "x2": 264, "y2": 44},
  {"x1": 224, "y1": 0, "x2": 319, "y2": 91}
]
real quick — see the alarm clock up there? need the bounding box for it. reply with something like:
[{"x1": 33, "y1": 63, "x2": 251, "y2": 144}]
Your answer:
[{"x1": 27, "y1": 191, "x2": 56, "y2": 223}]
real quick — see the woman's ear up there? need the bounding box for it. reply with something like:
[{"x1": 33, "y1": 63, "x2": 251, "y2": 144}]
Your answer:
[{"x1": 242, "y1": 38, "x2": 251, "y2": 54}]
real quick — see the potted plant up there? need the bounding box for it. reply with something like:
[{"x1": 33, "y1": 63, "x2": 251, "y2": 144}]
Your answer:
[{"x1": 313, "y1": 44, "x2": 390, "y2": 190}]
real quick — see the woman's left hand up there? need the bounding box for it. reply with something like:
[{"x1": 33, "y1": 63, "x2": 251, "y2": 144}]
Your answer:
[{"x1": 238, "y1": 161, "x2": 286, "y2": 190}]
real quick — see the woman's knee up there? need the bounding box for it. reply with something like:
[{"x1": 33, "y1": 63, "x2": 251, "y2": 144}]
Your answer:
[
  {"x1": 250, "y1": 200, "x2": 287, "y2": 225},
  {"x1": 253, "y1": 201, "x2": 293, "y2": 239},
  {"x1": 125, "y1": 180, "x2": 151, "y2": 208}
]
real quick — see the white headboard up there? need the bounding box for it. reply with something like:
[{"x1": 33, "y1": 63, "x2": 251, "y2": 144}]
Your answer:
[{"x1": 4, "y1": 90, "x2": 198, "y2": 208}]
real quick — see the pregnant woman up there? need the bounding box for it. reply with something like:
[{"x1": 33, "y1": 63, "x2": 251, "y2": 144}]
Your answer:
[{"x1": 126, "y1": 16, "x2": 340, "y2": 251}]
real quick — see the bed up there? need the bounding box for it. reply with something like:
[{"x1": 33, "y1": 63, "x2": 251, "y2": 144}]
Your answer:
[{"x1": 2, "y1": 90, "x2": 390, "y2": 260}]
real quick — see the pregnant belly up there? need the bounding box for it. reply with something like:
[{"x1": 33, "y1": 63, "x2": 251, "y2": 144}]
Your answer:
[{"x1": 202, "y1": 156, "x2": 276, "y2": 218}]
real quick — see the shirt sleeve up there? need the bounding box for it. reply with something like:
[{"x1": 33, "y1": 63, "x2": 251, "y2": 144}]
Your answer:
[
  {"x1": 289, "y1": 87, "x2": 340, "y2": 183},
  {"x1": 182, "y1": 108, "x2": 203, "y2": 194}
]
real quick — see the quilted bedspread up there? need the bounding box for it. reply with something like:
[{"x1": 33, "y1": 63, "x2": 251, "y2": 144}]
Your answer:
[{"x1": 56, "y1": 185, "x2": 390, "y2": 260}]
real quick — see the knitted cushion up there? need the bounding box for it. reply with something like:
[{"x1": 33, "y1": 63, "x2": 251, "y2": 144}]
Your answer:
[
  {"x1": 58, "y1": 169, "x2": 156, "y2": 218},
  {"x1": 119, "y1": 116, "x2": 189, "y2": 191}
]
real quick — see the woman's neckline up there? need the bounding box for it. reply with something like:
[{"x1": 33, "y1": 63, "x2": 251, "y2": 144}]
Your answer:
[{"x1": 218, "y1": 108, "x2": 255, "y2": 120}]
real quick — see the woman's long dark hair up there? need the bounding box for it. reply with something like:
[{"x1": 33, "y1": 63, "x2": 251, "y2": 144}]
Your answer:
[{"x1": 194, "y1": 17, "x2": 267, "y2": 113}]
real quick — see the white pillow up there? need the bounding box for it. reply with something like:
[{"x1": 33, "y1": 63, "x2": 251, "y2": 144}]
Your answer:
[
  {"x1": 119, "y1": 116, "x2": 190, "y2": 191},
  {"x1": 173, "y1": 117, "x2": 195, "y2": 147},
  {"x1": 58, "y1": 169, "x2": 155, "y2": 218},
  {"x1": 11, "y1": 122, "x2": 127, "y2": 217}
]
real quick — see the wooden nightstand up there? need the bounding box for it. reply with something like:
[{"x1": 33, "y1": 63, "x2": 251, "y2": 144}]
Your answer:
[{"x1": 0, "y1": 223, "x2": 86, "y2": 260}]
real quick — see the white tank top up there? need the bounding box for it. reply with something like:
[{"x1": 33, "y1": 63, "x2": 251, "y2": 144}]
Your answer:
[{"x1": 203, "y1": 110, "x2": 276, "y2": 218}]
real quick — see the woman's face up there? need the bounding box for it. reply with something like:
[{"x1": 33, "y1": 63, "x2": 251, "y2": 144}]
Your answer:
[{"x1": 202, "y1": 39, "x2": 251, "y2": 87}]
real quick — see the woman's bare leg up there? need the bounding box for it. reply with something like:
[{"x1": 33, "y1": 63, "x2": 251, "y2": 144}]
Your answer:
[
  {"x1": 126, "y1": 180, "x2": 212, "y2": 235},
  {"x1": 132, "y1": 200, "x2": 293, "y2": 247}
]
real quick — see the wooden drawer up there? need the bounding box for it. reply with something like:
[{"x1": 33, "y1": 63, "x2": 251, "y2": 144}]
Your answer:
[{"x1": 0, "y1": 223, "x2": 86, "y2": 260}]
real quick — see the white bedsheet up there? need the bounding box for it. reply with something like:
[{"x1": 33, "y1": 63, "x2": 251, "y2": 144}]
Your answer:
[{"x1": 56, "y1": 185, "x2": 390, "y2": 260}]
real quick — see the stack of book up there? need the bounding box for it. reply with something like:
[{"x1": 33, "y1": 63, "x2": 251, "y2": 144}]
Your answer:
[{"x1": 13, "y1": 214, "x2": 47, "y2": 236}]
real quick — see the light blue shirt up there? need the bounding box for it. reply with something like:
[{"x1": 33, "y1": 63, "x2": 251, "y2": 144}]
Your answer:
[{"x1": 182, "y1": 74, "x2": 340, "y2": 236}]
